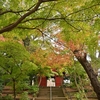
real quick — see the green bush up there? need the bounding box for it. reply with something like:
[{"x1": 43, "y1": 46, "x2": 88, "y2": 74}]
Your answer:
[
  {"x1": 20, "y1": 91, "x2": 30, "y2": 100},
  {"x1": 29, "y1": 85, "x2": 39, "y2": 94},
  {"x1": 0, "y1": 83, "x2": 3, "y2": 92},
  {"x1": 1, "y1": 95, "x2": 13, "y2": 100}
]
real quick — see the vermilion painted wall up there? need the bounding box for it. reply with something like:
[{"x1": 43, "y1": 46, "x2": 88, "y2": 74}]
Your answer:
[
  {"x1": 39, "y1": 77, "x2": 47, "y2": 87},
  {"x1": 55, "y1": 76, "x2": 63, "y2": 87}
]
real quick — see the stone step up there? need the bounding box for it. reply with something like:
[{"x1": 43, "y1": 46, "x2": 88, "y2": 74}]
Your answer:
[{"x1": 35, "y1": 87, "x2": 67, "y2": 100}]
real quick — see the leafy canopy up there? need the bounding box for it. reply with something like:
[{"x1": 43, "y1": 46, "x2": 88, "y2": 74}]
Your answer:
[
  {"x1": 0, "y1": 0, "x2": 100, "y2": 76},
  {"x1": 0, "y1": 40, "x2": 38, "y2": 82}
]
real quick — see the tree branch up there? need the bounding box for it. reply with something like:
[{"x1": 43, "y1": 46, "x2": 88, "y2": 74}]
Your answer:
[
  {"x1": 41, "y1": 0, "x2": 57, "y2": 2},
  {"x1": 0, "y1": 4, "x2": 37, "y2": 16},
  {"x1": 64, "y1": 18, "x2": 81, "y2": 31},
  {"x1": 22, "y1": 17, "x2": 64, "y2": 23},
  {"x1": 0, "y1": 0, "x2": 57, "y2": 34},
  {"x1": 0, "y1": 10, "x2": 27, "y2": 16},
  {"x1": 66, "y1": 3, "x2": 100, "y2": 17},
  {"x1": 0, "y1": 0, "x2": 43, "y2": 34}
]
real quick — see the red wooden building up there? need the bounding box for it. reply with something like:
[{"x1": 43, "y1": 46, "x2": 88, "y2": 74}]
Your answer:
[{"x1": 39, "y1": 76, "x2": 63, "y2": 87}]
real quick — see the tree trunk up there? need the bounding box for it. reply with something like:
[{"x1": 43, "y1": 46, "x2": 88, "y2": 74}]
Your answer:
[
  {"x1": 29, "y1": 77, "x2": 33, "y2": 86},
  {"x1": 12, "y1": 79, "x2": 16, "y2": 100},
  {"x1": 74, "y1": 50, "x2": 100, "y2": 100}
]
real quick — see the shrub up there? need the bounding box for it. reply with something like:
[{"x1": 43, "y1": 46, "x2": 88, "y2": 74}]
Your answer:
[
  {"x1": 20, "y1": 91, "x2": 30, "y2": 100},
  {"x1": 1, "y1": 95, "x2": 13, "y2": 100}
]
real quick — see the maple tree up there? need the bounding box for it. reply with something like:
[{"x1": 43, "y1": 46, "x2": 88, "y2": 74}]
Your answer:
[
  {"x1": 0, "y1": 40, "x2": 38, "y2": 100},
  {"x1": 0, "y1": 0, "x2": 100, "y2": 99}
]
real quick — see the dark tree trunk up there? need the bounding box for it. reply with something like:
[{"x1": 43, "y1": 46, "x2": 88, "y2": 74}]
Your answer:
[
  {"x1": 74, "y1": 50, "x2": 100, "y2": 100},
  {"x1": 12, "y1": 79, "x2": 16, "y2": 100},
  {"x1": 29, "y1": 78, "x2": 33, "y2": 86}
]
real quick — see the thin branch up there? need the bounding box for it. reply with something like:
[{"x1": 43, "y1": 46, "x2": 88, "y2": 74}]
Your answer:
[
  {"x1": 65, "y1": 16, "x2": 95, "y2": 22},
  {"x1": 22, "y1": 17, "x2": 64, "y2": 23},
  {"x1": 0, "y1": 3, "x2": 37, "y2": 16},
  {"x1": 66, "y1": 3, "x2": 100, "y2": 17},
  {"x1": 36, "y1": 2, "x2": 56, "y2": 29},
  {"x1": 0, "y1": 65, "x2": 11, "y2": 75},
  {"x1": 64, "y1": 18, "x2": 81, "y2": 31},
  {"x1": 41, "y1": 0, "x2": 57, "y2": 2},
  {"x1": 0, "y1": 9, "x2": 27, "y2": 15},
  {"x1": 17, "y1": 26, "x2": 35, "y2": 30}
]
